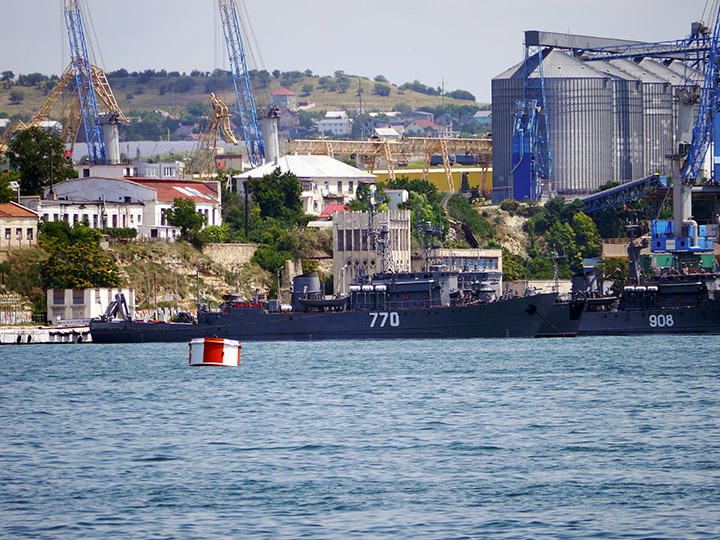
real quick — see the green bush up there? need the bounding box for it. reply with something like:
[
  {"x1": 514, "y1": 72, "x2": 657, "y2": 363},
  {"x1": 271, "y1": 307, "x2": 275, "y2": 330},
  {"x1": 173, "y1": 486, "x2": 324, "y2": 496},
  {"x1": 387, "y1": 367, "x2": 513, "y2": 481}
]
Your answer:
[{"x1": 102, "y1": 227, "x2": 137, "y2": 239}]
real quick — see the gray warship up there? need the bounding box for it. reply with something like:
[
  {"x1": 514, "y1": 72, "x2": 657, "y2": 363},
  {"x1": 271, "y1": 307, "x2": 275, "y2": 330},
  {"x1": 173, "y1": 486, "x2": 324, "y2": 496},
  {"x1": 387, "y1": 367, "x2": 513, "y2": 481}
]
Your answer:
[{"x1": 89, "y1": 270, "x2": 558, "y2": 342}]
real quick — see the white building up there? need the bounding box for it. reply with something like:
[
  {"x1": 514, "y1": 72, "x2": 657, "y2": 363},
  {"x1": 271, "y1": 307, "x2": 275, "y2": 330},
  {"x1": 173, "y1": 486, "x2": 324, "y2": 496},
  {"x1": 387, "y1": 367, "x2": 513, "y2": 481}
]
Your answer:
[
  {"x1": 23, "y1": 176, "x2": 221, "y2": 241},
  {"x1": 47, "y1": 287, "x2": 135, "y2": 326},
  {"x1": 236, "y1": 155, "x2": 375, "y2": 216},
  {"x1": 132, "y1": 160, "x2": 186, "y2": 179},
  {"x1": 77, "y1": 163, "x2": 135, "y2": 179},
  {"x1": 317, "y1": 111, "x2": 352, "y2": 136}
]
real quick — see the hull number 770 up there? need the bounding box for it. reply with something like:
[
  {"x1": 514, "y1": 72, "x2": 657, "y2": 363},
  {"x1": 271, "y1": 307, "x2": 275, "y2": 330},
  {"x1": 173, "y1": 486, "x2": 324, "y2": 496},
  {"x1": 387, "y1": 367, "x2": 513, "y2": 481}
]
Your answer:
[{"x1": 369, "y1": 312, "x2": 400, "y2": 328}]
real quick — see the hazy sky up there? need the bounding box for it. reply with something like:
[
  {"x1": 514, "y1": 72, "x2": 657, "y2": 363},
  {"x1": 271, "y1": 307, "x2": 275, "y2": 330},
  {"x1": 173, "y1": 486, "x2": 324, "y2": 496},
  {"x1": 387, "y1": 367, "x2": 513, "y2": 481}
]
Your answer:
[{"x1": 1, "y1": 0, "x2": 715, "y2": 103}]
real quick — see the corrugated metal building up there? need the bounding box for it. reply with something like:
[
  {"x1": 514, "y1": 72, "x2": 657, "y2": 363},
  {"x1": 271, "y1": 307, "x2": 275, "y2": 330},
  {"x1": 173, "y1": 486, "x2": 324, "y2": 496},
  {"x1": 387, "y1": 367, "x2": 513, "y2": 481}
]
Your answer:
[{"x1": 492, "y1": 46, "x2": 699, "y2": 202}]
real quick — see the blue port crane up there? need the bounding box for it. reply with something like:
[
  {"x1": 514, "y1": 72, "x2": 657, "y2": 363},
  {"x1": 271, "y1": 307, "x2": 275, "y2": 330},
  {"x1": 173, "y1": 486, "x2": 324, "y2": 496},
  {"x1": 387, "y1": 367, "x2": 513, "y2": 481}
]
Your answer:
[
  {"x1": 512, "y1": 6, "x2": 720, "y2": 202},
  {"x1": 217, "y1": 0, "x2": 264, "y2": 168},
  {"x1": 63, "y1": 0, "x2": 105, "y2": 165},
  {"x1": 681, "y1": 7, "x2": 720, "y2": 183},
  {"x1": 511, "y1": 45, "x2": 552, "y2": 202}
]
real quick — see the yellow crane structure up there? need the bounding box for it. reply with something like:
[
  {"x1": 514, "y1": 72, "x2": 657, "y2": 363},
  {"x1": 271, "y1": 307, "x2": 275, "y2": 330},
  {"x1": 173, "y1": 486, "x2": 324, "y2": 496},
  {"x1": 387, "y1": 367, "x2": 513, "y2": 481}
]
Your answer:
[
  {"x1": 286, "y1": 136, "x2": 492, "y2": 192},
  {"x1": 0, "y1": 63, "x2": 127, "y2": 157},
  {"x1": 189, "y1": 93, "x2": 239, "y2": 179}
]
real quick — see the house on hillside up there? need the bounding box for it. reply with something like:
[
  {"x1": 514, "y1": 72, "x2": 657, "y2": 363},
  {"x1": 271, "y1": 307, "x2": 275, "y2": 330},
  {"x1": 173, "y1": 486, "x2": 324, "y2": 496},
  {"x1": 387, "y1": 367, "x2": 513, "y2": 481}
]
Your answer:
[
  {"x1": 0, "y1": 202, "x2": 39, "y2": 249},
  {"x1": 473, "y1": 110, "x2": 492, "y2": 126},
  {"x1": 404, "y1": 118, "x2": 439, "y2": 137},
  {"x1": 235, "y1": 154, "x2": 375, "y2": 216},
  {"x1": 317, "y1": 111, "x2": 352, "y2": 137},
  {"x1": 271, "y1": 87, "x2": 298, "y2": 110}
]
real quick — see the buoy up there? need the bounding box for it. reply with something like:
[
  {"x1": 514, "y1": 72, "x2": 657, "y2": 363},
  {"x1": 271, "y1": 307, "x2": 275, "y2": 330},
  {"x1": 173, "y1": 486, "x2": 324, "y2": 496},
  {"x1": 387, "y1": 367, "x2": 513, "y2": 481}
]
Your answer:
[{"x1": 189, "y1": 338, "x2": 241, "y2": 366}]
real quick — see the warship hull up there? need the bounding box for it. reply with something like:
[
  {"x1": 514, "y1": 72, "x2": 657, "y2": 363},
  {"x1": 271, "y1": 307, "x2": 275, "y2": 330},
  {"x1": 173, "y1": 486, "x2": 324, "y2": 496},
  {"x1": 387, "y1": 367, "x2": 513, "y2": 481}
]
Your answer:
[
  {"x1": 90, "y1": 292, "x2": 558, "y2": 343},
  {"x1": 536, "y1": 300, "x2": 588, "y2": 337},
  {"x1": 577, "y1": 299, "x2": 720, "y2": 335}
]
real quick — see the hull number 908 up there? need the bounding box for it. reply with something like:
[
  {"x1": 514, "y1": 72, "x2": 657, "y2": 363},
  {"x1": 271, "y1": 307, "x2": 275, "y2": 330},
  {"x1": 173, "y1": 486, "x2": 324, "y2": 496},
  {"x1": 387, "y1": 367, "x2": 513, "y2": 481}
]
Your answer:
[
  {"x1": 369, "y1": 312, "x2": 400, "y2": 328},
  {"x1": 649, "y1": 314, "x2": 674, "y2": 328}
]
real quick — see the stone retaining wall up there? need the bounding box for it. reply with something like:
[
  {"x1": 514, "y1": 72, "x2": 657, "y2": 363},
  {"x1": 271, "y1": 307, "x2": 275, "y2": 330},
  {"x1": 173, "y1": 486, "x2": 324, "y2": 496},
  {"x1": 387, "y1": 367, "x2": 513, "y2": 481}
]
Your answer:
[{"x1": 203, "y1": 243, "x2": 257, "y2": 268}]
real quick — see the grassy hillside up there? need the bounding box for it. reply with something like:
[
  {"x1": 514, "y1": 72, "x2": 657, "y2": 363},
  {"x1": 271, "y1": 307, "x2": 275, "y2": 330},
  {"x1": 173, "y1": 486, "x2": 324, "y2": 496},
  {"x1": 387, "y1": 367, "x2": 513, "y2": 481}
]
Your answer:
[{"x1": 0, "y1": 70, "x2": 487, "y2": 124}]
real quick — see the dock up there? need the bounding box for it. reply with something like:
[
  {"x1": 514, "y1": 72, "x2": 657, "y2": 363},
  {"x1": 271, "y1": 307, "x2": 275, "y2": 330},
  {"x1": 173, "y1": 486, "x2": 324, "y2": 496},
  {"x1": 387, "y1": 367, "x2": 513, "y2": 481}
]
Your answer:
[{"x1": 0, "y1": 325, "x2": 91, "y2": 345}]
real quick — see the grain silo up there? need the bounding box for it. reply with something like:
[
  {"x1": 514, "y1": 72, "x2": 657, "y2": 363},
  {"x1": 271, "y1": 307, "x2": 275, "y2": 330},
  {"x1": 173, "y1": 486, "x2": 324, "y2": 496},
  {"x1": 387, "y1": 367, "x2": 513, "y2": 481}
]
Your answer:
[
  {"x1": 607, "y1": 59, "x2": 674, "y2": 177},
  {"x1": 492, "y1": 49, "x2": 614, "y2": 201},
  {"x1": 589, "y1": 60, "x2": 645, "y2": 182},
  {"x1": 492, "y1": 31, "x2": 701, "y2": 202}
]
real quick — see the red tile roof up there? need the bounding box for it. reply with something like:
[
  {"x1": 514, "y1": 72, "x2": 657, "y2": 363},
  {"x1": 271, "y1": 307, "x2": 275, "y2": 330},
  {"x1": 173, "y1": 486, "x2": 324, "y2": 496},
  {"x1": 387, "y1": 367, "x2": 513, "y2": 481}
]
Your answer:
[
  {"x1": 131, "y1": 179, "x2": 220, "y2": 203},
  {"x1": 319, "y1": 203, "x2": 348, "y2": 218},
  {"x1": 0, "y1": 202, "x2": 38, "y2": 218},
  {"x1": 272, "y1": 87, "x2": 296, "y2": 96},
  {"x1": 412, "y1": 119, "x2": 438, "y2": 130}
]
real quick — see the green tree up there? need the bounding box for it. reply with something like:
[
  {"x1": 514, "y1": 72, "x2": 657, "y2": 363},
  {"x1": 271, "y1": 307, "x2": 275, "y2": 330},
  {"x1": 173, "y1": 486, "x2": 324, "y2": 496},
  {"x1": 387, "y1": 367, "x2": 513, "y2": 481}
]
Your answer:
[
  {"x1": 301, "y1": 83, "x2": 314, "y2": 96},
  {"x1": 572, "y1": 211, "x2": 600, "y2": 258},
  {"x1": 0, "y1": 171, "x2": 18, "y2": 203},
  {"x1": 6, "y1": 126, "x2": 77, "y2": 195},
  {"x1": 373, "y1": 83, "x2": 391, "y2": 97},
  {"x1": 1, "y1": 70, "x2": 14, "y2": 86},
  {"x1": 164, "y1": 198, "x2": 207, "y2": 241},
  {"x1": 502, "y1": 248, "x2": 525, "y2": 282},
  {"x1": 8, "y1": 90, "x2": 24, "y2": 104},
  {"x1": 245, "y1": 168, "x2": 303, "y2": 225},
  {"x1": 39, "y1": 221, "x2": 120, "y2": 290}
]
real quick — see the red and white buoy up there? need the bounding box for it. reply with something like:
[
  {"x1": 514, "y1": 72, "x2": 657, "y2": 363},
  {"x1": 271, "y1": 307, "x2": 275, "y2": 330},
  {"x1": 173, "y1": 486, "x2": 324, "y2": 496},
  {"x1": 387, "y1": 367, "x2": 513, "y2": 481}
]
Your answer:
[{"x1": 189, "y1": 338, "x2": 241, "y2": 366}]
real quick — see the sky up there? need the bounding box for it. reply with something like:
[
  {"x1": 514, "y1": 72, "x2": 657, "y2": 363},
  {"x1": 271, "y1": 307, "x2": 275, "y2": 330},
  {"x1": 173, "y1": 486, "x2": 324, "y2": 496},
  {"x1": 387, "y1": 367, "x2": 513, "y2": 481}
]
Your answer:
[{"x1": 1, "y1": 0, "x2": 716, "y2": 103}]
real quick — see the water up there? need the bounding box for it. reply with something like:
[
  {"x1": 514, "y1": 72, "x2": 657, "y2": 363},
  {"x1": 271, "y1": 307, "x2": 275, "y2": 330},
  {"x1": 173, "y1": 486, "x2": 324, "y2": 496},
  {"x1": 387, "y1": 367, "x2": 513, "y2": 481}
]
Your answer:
[{"x1": 1, "y1": 336, "x2": 719, "y2": 539}]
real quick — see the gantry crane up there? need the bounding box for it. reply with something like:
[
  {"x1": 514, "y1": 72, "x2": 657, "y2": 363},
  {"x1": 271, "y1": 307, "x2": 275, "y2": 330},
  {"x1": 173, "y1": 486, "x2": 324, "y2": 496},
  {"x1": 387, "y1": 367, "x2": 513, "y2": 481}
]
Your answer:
[
  {"x1": 287, "y1": 136, "x2": 493, "y2": 192},
  {"x1": 190, "y1": 93, "x2": 239, "y2": 179},
  {"x1": 1, "y1": 1, "x2": 125, "y2": 162},
  {"x1": 64, "y1": 0, "x2": 105, "y2": 164},
  {"x1": 0, "y1": 64, "x2": 126, "y2": 158},
  {"x1": 218, "y1": 0, "x2": 264, "y2": 168}
]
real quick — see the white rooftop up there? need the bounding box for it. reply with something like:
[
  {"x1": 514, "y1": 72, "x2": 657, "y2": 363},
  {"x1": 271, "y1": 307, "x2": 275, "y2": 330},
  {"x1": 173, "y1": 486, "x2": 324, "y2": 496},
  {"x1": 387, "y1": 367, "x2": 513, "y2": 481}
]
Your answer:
[{"x1": 236, "y1": 154, "x2": 376, "y2": 180}]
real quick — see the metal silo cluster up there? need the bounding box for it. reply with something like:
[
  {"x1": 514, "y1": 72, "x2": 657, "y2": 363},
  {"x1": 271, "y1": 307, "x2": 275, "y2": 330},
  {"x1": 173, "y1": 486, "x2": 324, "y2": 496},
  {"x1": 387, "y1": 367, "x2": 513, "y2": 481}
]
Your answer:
[{"x1": 492, "y1": 48, "x2": 698, "y2": 202}]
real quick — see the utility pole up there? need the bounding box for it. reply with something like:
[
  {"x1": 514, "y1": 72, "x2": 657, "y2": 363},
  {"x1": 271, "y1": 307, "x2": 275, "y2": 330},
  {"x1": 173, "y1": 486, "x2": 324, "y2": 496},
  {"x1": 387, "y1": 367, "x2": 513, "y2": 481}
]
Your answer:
[{"x1": 358, "y1": 79, "x2": 364, "y2": 139}]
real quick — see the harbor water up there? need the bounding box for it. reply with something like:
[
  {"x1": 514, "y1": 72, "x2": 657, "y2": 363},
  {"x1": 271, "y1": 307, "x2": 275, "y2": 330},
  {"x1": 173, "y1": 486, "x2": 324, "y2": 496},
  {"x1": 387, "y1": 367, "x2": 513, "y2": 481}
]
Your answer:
[{"x1": 1, "y1": 336, "x2": 719, "y2": 539}]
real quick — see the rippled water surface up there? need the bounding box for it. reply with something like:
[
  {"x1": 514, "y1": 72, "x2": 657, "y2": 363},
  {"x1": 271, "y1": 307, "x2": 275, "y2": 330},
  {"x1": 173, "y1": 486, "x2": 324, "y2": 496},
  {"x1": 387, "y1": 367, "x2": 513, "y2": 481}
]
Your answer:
[{"x1": 1, "y1": 337, "x2": 719, "y2": 539}]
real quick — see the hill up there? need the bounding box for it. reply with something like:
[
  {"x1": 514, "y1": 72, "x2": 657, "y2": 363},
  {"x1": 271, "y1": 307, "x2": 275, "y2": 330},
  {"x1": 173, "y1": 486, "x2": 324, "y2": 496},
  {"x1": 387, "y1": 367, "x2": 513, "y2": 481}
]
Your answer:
[{"x1": 0, "y1": 69, "x2": 488, "y2": 130}]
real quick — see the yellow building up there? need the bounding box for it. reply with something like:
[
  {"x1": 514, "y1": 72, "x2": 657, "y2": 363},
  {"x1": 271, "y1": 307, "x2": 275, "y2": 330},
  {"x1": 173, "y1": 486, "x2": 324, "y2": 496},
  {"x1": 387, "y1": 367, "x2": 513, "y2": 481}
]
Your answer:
[
  {"x1": 0, "y1": 202, "x2": 39, "y2": 250},
  {"x1": 371, "y1": 167, "x2": 493, "y2": 197}
]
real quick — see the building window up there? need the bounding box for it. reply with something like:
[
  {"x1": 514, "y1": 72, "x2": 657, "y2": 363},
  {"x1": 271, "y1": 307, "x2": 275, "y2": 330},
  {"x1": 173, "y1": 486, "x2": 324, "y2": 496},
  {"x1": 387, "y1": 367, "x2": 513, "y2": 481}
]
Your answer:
[
  {"x1": 53, "y1": 290, "x2": 64, "y2": 305},
  {"x1": 345, "y1": 229, "x2": 353, "y2": 252},
  {"x1": 83, "y1": 168, "x2": 90, "y2": 178},
  {"x1": 27, "y1": 229, "x2": 33, "y2": 240},
  {"x1": 16, "y1": 228, "x2": 22, "y2": 239},
  {"x1": 5, "y1": 228, "x2": 10, "y2": 239},
  {"x1": 337, "y1": 229, "x2": 344, "y2": 251},
  {"x1": 353, "y1": 230, "x2": 360, "y2": 252},
  {"x1": 337, "y1": 181, "x2": 342, "y2": 194}
]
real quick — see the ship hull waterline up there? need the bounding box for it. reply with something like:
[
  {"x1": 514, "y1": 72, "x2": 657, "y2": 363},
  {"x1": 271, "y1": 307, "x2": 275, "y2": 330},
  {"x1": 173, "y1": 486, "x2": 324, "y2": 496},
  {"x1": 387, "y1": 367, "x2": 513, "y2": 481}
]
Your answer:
[
  {"x1": 577, "y1": 299, "x2": 720, "y2": 336},
  {"x1": 90, "y1": 293, "x2": 558, "y2": 343}
]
